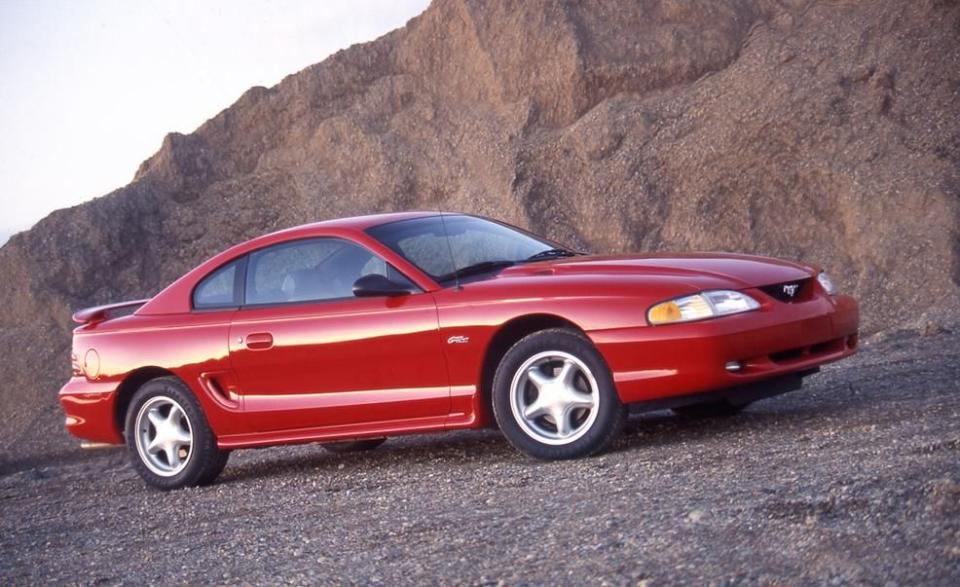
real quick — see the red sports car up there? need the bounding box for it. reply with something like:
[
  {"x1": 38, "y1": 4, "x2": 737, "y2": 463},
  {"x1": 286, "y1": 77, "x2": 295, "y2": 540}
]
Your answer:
[{"x1": 61, "y1": 212, "x2": 858, "y2": 489}]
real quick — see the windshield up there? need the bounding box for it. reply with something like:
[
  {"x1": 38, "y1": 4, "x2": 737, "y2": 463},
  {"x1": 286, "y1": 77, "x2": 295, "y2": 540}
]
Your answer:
[{"x1": 367, "y1": 215, "x2": 573, "y2": 285}]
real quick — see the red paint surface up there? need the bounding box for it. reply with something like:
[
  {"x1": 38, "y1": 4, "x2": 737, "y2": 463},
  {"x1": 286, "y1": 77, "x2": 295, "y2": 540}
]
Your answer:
[{"x1": 60, "y1": 212, "x2": 859, "y2": 449}]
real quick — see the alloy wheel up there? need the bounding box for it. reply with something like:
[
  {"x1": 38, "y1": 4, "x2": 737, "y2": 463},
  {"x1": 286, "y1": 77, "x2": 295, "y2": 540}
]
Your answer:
[
  {"x1": 509, "y1": 350, "x2": 600, "y2": 445},
  {"x1": 134, "y1": 396, "x2": 194, "y2": 477}
]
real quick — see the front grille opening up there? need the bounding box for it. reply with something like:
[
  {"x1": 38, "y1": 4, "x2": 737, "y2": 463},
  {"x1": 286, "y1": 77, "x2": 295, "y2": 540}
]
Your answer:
[
  {"x1": 809, "y1": 342, "x2": 829, "y2": 355},
  {"x1": 759, "y1": 278, "x2": 813, "y2": 303},
  {"x1": 770, "y1": 347, "x2": 805, "y2": 363},
  {"x1": 812, "y1": 338, "x2": 845, "y2": 354},
  {"x1": 769, "y1": 337, "x2": 847, "y2": 365}
]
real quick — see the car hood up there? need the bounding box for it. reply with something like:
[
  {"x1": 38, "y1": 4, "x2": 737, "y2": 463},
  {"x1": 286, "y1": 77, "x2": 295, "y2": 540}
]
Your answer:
[{"x1": 499, "y1": 253, "x2": 815, "y2": 289}]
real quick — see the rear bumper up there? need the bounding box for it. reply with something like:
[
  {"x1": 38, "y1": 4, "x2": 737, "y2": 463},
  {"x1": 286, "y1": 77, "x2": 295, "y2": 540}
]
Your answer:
[
  {"x1": 590, "y1": 293, "x2": 859, "y2": 404},
  {"x1": 59, "y1": 377, "x2": 124, "y2": 445}
]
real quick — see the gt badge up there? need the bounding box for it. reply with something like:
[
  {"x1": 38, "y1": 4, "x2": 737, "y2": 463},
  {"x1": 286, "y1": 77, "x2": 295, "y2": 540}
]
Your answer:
[{"x1": 447, "y1": 335, "x2": 470, "y2": 344}]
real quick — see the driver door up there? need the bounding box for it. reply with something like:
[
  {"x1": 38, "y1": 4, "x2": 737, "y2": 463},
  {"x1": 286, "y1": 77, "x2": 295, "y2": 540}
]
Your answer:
[{"x1": 228, "y1": 237, "x2": 450, "y2": 432}]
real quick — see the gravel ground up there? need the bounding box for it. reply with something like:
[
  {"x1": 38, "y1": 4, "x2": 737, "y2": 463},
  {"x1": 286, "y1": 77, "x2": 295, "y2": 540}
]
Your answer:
[{"x1": 1, "y1": 328, "x2": 958, "y2": 585}]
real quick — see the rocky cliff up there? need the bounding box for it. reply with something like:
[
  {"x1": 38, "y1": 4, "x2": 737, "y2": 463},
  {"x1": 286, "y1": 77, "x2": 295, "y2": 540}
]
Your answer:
[{"x1": 1, "y1": 0, "x2": 957, "y2": 466}]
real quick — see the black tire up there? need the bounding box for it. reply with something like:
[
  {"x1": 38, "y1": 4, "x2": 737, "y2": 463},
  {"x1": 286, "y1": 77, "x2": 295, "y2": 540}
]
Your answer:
[
  {"x1": 124, "y1": 376, "x2": 228, "y2": 490},
  {"x1": 492, "y1": 328, "x2": 625, "y2": 460},
  {"x1": 672, "y1": 400, "x2": 747, "y2": 419},
  {"x1": 321, "y1": 438, "x2": 387, "y2": 453},
  {"x1": 196, "y1": 451, "x2": 231, "y2": 485}
]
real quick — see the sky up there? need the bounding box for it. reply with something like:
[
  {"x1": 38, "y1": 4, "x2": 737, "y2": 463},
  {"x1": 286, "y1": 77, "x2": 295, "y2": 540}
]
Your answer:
[{"x1": 0, "y1": 0, "x2": 430, "y2": 245}]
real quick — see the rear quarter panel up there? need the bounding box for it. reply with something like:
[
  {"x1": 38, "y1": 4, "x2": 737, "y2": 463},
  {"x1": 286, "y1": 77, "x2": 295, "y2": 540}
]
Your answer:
[{"x1": 69, "y1": 310, "x2": 242, "y2": 438}]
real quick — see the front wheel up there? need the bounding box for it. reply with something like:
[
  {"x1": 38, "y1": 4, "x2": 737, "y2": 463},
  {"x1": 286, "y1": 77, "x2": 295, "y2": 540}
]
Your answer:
[
  {"x1": 492, "y1": 329, "x2": 625, "y2": 460},
  {"x1": 125, "y1": 376, "x2": 228, "y2": 490}
]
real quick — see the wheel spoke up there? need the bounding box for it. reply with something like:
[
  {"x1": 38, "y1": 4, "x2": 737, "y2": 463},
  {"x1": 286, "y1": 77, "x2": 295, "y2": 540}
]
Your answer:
[
  {"x1": 163, "y1": 442, "x2": 180, "y2": 467},
  {"x1": 553, "y1": 408, "x2": 571, "y2": 437},
  {"x1": 165, "y1": 404, "x2": 183, "y2": 427},
  {"x1": 526, "y1": 367, "x2": 550, "y2": 390},
  {"x1": 163, "y1": 443, "x2": 180, "y2": 468},
  {"x1": 523, "y1": 397, "x2": 548, "y2": 419},
  {"x1": 146, "y1": 435, "x2": 164, "y2": 454},
  {"x1": 172, "y1": 429, "x2": 192, "y2": 446},
  {"x1": 563, "y1": 388, "x2": 595, "y2": 410},
  {"x1": 147, "y1": 410, "x2": 164, "y2": 428},
  {"x1": 557, "y1": 359, "x2": 577, "y2": 386}
]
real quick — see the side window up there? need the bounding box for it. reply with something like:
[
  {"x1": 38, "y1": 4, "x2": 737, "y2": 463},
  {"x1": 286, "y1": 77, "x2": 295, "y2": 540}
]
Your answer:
[
  {"x1": 244, "y1": 238, "x2": 415, "y2": 305},
  {"x1": 193, "y1": 259, "x2": 242, "y2": 309}
]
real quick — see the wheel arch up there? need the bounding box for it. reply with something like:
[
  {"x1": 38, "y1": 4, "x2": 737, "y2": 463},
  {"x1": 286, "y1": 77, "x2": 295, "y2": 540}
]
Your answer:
[
  {"x1": 113, "y1": 366, "x2": 179, "y2": 439},
  {"x1": 478, "y1": 314, "x2": 587, "y2": 426}
]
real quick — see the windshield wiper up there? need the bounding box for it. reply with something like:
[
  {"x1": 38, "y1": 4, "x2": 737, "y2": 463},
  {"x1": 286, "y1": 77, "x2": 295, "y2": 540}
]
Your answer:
[
  {"x1": 524, "y1": 248, "x2": 578, "y2": 262},
  {"x1": 439, "y1": 259, "x2": 516, "y2": 282}
]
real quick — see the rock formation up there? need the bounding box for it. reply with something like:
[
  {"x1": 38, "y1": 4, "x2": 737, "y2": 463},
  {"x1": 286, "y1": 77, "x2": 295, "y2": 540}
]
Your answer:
[{"x1": 1, "y1": 0, "x2": 957, "y2": 465}]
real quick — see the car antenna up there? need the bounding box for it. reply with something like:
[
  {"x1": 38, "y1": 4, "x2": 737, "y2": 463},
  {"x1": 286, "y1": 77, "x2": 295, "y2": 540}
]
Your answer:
[{"x1": 437, "y1": 207, "x2": 461, "y2": 291}]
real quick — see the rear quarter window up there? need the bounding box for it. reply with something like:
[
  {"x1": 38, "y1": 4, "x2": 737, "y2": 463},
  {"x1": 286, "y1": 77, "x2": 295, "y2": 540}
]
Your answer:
[{"x1": 193, "y1": 259, "x2": 242, "y2": 309}]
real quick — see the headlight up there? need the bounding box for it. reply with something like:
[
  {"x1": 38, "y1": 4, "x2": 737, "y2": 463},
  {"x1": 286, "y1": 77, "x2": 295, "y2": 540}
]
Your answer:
[
  {"x1": 647, "y1": 290, "x2": 760, "y2": 325},
  {"x1": 817, "y1": 271, "x2": 838, "y2": 295}
]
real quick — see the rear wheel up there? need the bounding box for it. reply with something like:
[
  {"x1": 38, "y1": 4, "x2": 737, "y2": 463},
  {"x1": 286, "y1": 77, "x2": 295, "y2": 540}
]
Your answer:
[
  {"x1": 492, "y1": 329, "x2": 625, "y2": 460},
  {"x1": 321, "y1": 438, "x2": 387, "y2": 453},
  {"x1": 672, "y1": 400, "x2": 747, "y2": 419},
  {"x1": 125, "y1": 376, "x2": 228, "y2": 490}
]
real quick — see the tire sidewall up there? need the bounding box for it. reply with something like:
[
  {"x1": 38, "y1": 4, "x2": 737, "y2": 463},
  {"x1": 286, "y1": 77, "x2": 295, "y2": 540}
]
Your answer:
[
  {"x1": 125, "y1": 377, "x2": 220, "y2": 490},
  {"x1": 492, "y1": 329, "x2": 624, "y2": 459}
]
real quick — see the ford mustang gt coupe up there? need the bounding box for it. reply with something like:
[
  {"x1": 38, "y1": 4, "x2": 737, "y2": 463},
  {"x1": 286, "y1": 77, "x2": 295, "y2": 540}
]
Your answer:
[{"x1": 61, "y1": 212, "x2": 858, "y2": 489}]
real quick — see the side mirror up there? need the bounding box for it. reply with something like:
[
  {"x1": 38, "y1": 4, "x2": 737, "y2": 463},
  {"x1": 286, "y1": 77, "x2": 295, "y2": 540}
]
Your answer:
[{"x1": 352, "y1": 274, "x2": 412, "y2": 298}]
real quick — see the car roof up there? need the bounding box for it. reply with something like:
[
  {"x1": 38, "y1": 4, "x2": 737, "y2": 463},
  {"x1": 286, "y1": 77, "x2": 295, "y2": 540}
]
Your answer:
[
  {"x1": 276, "y1": 210, "x2": 443, "y2": 233},
  {"x1": 228, "y1": 211, "x2": 448, "y2": 253}
]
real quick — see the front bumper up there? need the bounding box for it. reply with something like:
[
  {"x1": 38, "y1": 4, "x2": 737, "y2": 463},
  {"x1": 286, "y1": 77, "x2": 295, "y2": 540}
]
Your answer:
[
  {"x1": 590, "y1": 293, "x2": 859, "y2": 404},
  {"x1": 59, "y1": 377, "x2": 124, "y2": 445}
]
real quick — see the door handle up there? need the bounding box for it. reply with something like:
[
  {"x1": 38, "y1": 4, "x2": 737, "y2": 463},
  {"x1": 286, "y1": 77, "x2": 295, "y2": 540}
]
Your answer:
[{"x1": 245, "y1": 332, "x2": 274, "y2": 350}]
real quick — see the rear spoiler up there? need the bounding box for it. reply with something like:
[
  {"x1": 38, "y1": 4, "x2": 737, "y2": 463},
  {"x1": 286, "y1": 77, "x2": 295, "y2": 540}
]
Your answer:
[{"x1": 72, "y1": 299, "x2": 151, "y2": 325}]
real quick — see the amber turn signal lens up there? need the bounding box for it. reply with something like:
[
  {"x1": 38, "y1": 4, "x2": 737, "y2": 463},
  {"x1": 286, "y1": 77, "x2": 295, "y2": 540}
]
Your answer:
[{"x1": 648, "y1": 301, "x2": 682, "y2": 324}]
